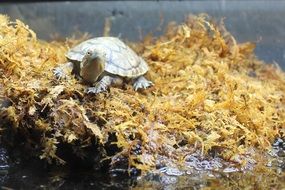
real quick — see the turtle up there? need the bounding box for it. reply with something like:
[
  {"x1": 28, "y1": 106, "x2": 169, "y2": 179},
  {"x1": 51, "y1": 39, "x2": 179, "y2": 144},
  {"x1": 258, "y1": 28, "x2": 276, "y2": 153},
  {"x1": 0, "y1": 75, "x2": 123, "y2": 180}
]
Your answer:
[{"x1": 54, "y1": 37, "x2": 153, "y2": 93}]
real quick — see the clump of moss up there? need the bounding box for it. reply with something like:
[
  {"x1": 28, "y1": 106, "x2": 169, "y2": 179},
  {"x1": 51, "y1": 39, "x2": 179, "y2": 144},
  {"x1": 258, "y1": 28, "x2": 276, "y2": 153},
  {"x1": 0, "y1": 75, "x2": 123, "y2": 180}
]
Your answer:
[{"x1": 0, "y1": 14, "x2": 284, "y2": 173}]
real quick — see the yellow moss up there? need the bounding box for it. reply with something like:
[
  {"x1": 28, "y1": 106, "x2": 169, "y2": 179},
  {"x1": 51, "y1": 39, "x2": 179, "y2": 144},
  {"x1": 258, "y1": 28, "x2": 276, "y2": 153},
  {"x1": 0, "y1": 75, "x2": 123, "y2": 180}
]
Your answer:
[{"x1": 0, "y1": 14, "x2": 284, "y2": 172}]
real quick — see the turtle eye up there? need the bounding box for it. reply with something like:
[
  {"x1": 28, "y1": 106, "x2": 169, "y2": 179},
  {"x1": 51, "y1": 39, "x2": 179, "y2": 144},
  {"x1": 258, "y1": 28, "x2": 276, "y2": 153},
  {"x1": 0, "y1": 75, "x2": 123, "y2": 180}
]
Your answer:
[{"x1": 86, "y1": 50, "x2": 92, "y2": 56}]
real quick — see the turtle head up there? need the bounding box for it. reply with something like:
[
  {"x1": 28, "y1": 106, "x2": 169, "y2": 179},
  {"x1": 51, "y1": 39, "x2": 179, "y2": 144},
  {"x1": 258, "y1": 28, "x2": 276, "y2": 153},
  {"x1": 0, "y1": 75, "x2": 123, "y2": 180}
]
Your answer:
[{"x1": 80, "y1": 50, "x2": 105, "y2": 83}]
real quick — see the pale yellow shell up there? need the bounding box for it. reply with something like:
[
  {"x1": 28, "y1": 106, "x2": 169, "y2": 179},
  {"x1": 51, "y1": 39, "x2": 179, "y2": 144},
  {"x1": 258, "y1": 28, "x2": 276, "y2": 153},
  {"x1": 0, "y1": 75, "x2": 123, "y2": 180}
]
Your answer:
[{"x1": 66, "y1": 37, "x2": 148, "y2": 78}]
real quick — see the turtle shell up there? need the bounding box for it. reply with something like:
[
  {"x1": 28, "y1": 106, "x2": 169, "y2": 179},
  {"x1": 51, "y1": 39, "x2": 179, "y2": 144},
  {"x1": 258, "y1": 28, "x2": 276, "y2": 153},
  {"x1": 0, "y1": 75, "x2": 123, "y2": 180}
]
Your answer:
[{"x1": 66, "y1": 37, "x2": 149, "y2": 78}]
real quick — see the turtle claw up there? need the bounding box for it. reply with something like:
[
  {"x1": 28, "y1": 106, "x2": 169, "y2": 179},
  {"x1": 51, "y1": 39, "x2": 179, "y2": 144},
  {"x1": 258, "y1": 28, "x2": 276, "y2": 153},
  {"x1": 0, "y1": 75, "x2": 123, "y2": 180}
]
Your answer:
[
  {"x1": 86, "y1": 86, "x2": 107, "y2": 94},
  {"x1": 53, "y1": 62, "x2": 74, "y2": 79},
  {"x1": 85, "y1": 76, "x2": 112, "y2": 94},
  {"x1": 53, "y1": 67, "x2": 71, "y2": 80},
  {"x1": 53, "y1": 67, "x2": 66, "y2": 79},
  {"x1": 133, "y1": 76, "x2": 153, "y2": 91}
]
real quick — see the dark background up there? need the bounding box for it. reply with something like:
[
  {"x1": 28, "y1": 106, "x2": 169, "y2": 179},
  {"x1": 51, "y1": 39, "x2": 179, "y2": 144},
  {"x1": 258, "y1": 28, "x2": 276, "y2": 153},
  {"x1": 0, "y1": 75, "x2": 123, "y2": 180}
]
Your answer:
[{"x1": 0, "y1": 0, "x2": 284, "y2": 68}]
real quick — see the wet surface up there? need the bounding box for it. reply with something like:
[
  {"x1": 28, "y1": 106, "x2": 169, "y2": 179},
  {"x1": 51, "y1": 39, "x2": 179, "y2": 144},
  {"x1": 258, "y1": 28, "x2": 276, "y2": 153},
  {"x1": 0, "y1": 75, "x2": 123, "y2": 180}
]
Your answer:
[
  {"x1": 0, "y1": 159, "x2": 135, "y2": 190},
  {"x1": 0, "y1": 142, "x2": 284, "y2": 190}
]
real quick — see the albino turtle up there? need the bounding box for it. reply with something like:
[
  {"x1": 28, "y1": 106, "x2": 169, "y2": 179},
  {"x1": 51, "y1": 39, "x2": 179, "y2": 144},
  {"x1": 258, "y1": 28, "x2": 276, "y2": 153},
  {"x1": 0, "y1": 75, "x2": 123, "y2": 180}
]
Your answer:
[{"x1": 54, "y1": 37, "x2": 153, "y2": 93}]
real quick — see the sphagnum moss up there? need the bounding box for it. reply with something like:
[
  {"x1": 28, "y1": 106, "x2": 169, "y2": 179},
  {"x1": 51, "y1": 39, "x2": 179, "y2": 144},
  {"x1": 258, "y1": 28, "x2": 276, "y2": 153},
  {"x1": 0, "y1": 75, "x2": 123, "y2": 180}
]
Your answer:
[{"x1": 0, "y1": 14, "x2": 284, "y2": 174}]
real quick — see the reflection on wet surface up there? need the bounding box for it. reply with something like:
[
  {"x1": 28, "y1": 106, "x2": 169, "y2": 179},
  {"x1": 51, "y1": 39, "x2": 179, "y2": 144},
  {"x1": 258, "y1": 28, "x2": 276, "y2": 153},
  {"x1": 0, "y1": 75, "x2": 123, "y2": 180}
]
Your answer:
[{"x1": 0, "y1": 142, "x2": 284, "y2": 190}]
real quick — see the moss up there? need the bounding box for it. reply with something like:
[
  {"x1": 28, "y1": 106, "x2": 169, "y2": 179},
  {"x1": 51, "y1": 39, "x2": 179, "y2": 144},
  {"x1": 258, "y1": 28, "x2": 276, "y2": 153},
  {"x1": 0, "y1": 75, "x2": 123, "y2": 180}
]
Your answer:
[{"x1": 0, "y1": 14, "x2": 284, "y2": 174}]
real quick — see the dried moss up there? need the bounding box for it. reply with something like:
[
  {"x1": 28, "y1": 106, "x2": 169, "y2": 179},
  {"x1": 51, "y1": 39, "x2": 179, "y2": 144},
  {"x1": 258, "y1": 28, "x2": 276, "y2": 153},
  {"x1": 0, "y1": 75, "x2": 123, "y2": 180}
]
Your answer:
[{"x1": 0, "y1": 14, "x2": 284, "y2": 173}]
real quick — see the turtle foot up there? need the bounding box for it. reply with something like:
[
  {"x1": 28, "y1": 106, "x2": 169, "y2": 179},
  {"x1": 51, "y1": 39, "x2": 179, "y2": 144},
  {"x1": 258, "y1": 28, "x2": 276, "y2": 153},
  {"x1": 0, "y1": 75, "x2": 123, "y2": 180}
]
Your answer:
[
  {"x1": 85, "y1": 76, "x2": 113, "y2": 94},
  {"x1": 53, "y1": 67, "x2": 67, "y2": 79},
  {"x1": 53, "y1": 62, "x2": 74, "y2": 79},
  {"x1": 85, "y1": 86, "x2": 107, "y2": 94},
  {"x1": 133, "y1": 76, "x2": 153, "y2": 91}
]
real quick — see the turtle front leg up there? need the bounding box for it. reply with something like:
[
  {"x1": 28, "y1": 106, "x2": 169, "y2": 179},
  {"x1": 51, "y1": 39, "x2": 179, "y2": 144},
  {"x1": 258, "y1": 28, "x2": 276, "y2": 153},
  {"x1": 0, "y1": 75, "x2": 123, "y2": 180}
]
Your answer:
[
  {"x1": 53, "y1": 62, "x2": 74, "y2": 79},
  {"x1": 133, "y1": 76, "x2": 153, "y2": 91},
  {"x1": 86, "y1": 75, "x2": 121, "y2": 94}
]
